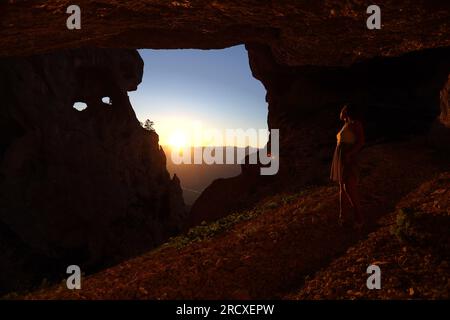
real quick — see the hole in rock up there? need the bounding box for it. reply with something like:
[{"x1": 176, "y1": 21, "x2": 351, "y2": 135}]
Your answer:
[
  {"x1": 129, "y1": 45, "x2": 268, "y2": 207},
  {"x1": 102, "y1": 96, "x2": 112, "y2": 105},
  {"x1": 73, "y1": 102, "x2": 88, "y2": 111}
]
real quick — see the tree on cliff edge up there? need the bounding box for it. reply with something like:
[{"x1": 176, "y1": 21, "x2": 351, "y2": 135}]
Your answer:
[{"x1": 141, "y1": 119, "x2": 155, "y2": 132}]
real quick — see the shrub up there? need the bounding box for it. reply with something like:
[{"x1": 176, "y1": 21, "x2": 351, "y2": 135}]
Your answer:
[
  {"x1": 392, "y1": 207, "x2": 450, "y2": 255},
  {"x1": 391, "y1": 207, "x2": 426, "y2": 244},
  {"x1": 164, "y1": 209, "x2": 261, "y2": 249}
]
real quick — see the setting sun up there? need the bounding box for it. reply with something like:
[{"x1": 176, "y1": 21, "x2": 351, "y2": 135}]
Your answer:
[{"x1": 168, "y1": 130, "x2": 189, "y2": 149}]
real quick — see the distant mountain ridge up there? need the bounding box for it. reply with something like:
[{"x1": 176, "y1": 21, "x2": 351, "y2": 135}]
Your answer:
[
  {"x1": 163, "y1": 146, "x2": 259, "y2": 205},
  {"x1": 21, "y1": 141, "x2": 450, "y2": 300}
]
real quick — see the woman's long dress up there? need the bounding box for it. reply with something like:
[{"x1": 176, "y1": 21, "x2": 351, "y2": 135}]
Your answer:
[{"x1": 330, "y1": 122, "x2": 359, "y2": 183}]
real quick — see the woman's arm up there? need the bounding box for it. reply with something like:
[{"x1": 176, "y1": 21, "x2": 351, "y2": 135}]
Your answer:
[{"x1": 346, "y1": 121, "x2": 365, "y2": 159}]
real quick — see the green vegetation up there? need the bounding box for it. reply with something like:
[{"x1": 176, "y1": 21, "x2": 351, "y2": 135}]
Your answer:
[
  {"x1": 391, "y1": 207, "x2": 427, "y2": 244},
  {"x1": 140, "y1": 119, "x2": 155, "y2": 132},
  {"x1": 163, "y1": 209, "x2": 262, "y2": 250},
  {"x1": 263, "y1": 201, "x2": 279, "y2": 210},
  {"x1": 391, "y1": 206, "x2": 450, "y2": 257},
  {"x1": 163, "y1": 189, "x2": 312, "y2": 250}
]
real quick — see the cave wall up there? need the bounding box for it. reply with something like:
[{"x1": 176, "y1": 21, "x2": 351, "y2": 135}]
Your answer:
[
  {"x1": 439, "y1": 75, "x2": 450, "y2": 126},
  {"x1": 0, "y1": 48, "x2": 186, "y2": 293},
  {"x1": 428, "y1": 74, "x2": 450, "y2": 149},
  {"x1": 190, "y1": 45, "x2": 450, "y2": 225},
  {"x1": 1, "y1": 0, "x2": 450, "y2": 292},
  {"x1": 1, "y1": 1, "x2": 450, "y2": 67}
]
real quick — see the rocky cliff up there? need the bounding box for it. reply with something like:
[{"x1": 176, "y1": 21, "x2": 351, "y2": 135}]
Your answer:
[
  {"x1": 0, "y1": 48, "x2": 186, "y2": 293},
  {"x1": 0, "y1": 0, "x2": 450, "y2": 292},
  {"x1": 190, "y1": 45, "x2": 450, "y2": 225}
]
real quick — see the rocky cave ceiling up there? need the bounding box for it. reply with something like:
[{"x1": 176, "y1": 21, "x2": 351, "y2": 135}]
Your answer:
[
  {"x1": 1, "y1": 0, "x2": 449, "y2": 66},
  {"x1": 1, "y1": 0, "x2": 450, "y2": 294}
]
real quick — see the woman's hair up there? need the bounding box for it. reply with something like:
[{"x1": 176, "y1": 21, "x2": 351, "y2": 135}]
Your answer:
[{"x1": 341, "y1": 103, "x2": 362, "y2": 121}]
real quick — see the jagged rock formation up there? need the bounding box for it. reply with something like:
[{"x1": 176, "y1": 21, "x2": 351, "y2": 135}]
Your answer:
[
  {"x1": 190, "y1": 45, "x2": 450, "y2": 225},
  {"x1": 0, "y1": 48, "x2": 186, "y2": 293},
  {"x1": 292, "y1": 171, "x2": 450, "y2": 300},
  {"x1": 20, "y1": 141, "x2": 449, "y2": 300},
  {"x1": 0, "y1": 0, "x2": 449, "y2": 292}
]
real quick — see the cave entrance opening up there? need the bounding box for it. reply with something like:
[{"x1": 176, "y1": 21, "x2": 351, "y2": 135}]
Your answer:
[{"x1": 128, "y1": 45, "x2": 269, "y2": 207}]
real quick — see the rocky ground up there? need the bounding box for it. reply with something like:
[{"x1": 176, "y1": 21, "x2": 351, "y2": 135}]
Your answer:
[
  {"x1": 12, "y1": 139, "x2": 449, "y2": 300},
  {"x1": 290, "y1": 171, "x2": 450, "y2": 299}
]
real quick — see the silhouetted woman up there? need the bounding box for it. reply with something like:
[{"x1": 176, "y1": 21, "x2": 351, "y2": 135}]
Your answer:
[{"x1": 330, "y1": 104, "x2": 365, "y2": 228}]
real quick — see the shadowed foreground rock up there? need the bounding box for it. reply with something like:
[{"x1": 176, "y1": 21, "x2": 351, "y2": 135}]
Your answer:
[
  {"x1": 190, "y1": 45, "x2": 450, "y2": 225},
  {"x1": 0, "y1": 0, "x2": 450, "y2": 295},
  {"x1": 0, "y1": 48, "x2": 186, "y2": 294}
]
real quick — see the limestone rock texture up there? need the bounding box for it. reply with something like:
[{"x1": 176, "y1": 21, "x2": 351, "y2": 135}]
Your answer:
[
  {"x1": 1, "y1": 1, "x2": 450, "y2": 66},
  {"x1": 0, "y1": 48, "x2": 186, "y2": 293}
]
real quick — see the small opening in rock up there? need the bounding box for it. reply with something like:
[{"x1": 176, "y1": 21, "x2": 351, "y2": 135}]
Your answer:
[
  {"x1": 73, "y1": 102, "x2": 88, "y2": 111},
  {"x1": 102, "y1": 97, "x2": 112, "y2": 105}
]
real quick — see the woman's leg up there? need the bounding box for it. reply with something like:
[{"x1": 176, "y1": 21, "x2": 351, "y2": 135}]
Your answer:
[
  {"x1": 343, "y1": 174, "x2": 363, "y2": 225},
  {"x1": 339, "y1": 182, "x2": 344, "y2": 220}
]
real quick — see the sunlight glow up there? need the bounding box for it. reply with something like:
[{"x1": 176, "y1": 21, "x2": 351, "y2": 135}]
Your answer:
[
  {"x1": 168, "y1": 130, "x2": 189, "y2": 150},
  {"x1": 128, "y1": 47, "x2": 269, "y2": 149}
]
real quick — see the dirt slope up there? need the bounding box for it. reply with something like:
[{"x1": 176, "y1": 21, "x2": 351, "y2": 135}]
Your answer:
[
  {"x1": 290, "y1": 171, "x2": 450, "y2": 300},
  {"x1": 18, "y1": 140, "x2": 449, "y2": 300}
]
